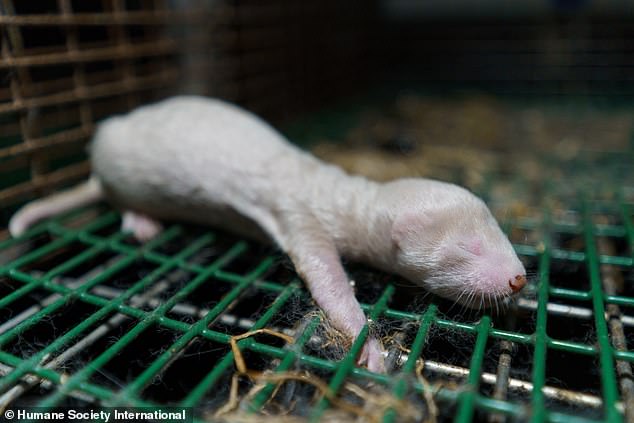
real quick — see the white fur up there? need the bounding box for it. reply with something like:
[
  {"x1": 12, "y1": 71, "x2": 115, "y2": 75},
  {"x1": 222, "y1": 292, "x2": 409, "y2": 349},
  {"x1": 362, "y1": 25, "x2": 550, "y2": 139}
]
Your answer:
[
  {"x1": 9, "y1": 96, "x2": 526, "y2": 372},
  {"x1": 9, "y1": 178, "x2": 102, "y2": 237}
]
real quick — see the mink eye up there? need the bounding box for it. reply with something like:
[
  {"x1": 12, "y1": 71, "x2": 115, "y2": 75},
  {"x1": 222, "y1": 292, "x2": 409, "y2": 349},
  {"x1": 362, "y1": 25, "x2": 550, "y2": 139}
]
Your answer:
[{"x1": 457, "y1": 239, "x2": 482, "y2": 256}]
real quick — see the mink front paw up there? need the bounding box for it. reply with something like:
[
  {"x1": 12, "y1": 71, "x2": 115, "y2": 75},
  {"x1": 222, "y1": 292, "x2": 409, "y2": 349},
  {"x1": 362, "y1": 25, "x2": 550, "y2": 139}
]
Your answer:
[{"x1": 357, "y1": 337, "x2": 386, "y2": 373}]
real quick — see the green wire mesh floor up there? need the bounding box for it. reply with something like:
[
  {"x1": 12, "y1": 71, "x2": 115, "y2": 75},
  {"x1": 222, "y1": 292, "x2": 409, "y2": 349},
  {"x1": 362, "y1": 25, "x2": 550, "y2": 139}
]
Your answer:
[{"x1": 1, "y1": 123, "x2": 634, "y2": 422}]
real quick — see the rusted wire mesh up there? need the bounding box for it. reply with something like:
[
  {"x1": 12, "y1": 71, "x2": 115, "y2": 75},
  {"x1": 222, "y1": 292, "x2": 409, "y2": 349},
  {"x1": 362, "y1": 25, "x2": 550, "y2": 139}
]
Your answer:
[
  {"x1": 0, "y1": 0, "x2": 371, "y2": 220},
  {"x1": 1, "y1": 0, "x2": 200, "y2": 212}
]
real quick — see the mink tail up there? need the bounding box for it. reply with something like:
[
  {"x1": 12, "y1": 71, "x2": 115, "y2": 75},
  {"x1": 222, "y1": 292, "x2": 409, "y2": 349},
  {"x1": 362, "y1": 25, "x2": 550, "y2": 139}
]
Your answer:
[{"x1": 9, "y1": 177, "x2": 104, "y2": 237}]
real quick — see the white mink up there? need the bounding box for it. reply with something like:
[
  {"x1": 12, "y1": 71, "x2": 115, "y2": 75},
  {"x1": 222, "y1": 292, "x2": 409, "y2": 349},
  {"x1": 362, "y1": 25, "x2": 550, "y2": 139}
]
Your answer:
[{"x1": 9, "y1": 96, "x2": 526, "y2": 373}]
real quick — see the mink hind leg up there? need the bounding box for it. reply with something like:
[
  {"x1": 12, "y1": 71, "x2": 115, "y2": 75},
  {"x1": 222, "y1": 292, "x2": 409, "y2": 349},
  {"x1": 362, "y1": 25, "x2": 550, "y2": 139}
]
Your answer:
[{"x1": 121, "y1": 211, "x2": 163, "y2": 242}]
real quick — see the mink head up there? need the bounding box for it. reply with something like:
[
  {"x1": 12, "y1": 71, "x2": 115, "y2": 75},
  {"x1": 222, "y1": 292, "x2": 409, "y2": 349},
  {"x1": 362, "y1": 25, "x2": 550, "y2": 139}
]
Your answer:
[{"x1": 387, "y1": 179, "x2": 526, "y2": 309}]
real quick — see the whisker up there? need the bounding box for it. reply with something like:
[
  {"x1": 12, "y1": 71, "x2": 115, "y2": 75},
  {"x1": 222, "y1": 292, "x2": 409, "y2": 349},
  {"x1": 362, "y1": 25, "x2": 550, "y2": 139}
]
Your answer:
[
  {"x1": 469, "y1": 291, "x2": 476, "y2": 309},
  {"x1": 453, "y1": 288, "x2": 468, "y2": 308}
]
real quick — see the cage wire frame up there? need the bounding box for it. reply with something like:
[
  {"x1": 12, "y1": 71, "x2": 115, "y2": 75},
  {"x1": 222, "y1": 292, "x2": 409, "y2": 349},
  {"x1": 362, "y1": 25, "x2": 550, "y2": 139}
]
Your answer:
[
  {"x1": 0, "y1": 143, "x2": 633, "y2": 422},
  {"x1": 0, "y1": 0, "x2": 369, "y2": 217},
  {"x1": 1, "y1": 0, "x2": 634, "y2": 422}
]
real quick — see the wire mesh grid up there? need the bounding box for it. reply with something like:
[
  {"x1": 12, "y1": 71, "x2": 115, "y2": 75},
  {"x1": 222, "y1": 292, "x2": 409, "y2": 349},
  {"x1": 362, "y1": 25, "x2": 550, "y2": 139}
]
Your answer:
[
  {"x1": 1, "y1": 1, "x2": 634, "y2": 422},
  {"x1": 0, "y1": 126, "x2": 632, "y2": 422},
  {"x1": 0, "y1": 0, "x2": 370, "y2": 222},
  {"x1": 1, "y1": 0, "x2": 199, "y2": 213}
]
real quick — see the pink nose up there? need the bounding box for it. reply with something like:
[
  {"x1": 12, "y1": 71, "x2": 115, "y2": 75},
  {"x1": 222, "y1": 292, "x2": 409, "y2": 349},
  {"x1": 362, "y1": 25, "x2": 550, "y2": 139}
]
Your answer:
[{"x1": 509, "y1": 275, "x2": 527, "y2": 293}]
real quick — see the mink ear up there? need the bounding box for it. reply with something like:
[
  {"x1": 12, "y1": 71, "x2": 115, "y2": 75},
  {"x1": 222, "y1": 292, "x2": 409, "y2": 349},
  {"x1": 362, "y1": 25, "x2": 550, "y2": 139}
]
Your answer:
[{"x1": 391, "y1": 210, "x2": 431, "y2": 250}]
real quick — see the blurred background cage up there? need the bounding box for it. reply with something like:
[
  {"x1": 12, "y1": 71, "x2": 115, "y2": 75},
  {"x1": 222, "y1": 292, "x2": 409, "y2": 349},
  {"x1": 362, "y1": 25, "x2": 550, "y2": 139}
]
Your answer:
[{"x1": 1, "y1": 1, "x2": 634, "y2": 422}]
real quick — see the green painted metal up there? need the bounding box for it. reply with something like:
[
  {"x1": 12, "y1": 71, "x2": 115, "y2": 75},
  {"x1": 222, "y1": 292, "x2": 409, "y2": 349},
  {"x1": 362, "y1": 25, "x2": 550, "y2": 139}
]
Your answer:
[
  {"x1": 455, "y1": 316, "x2": 491, "y2": 423},
  {"x1": 531, "y1": 210, "x2": 552, "y2": 423},
  {"x1": 0, "y1": 133, "x2": 632, "y2": 423},
  {"x1": 582, "y1": 200, "x2": 621, "y2": 423}
]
